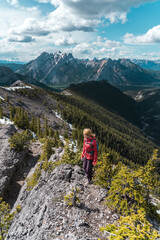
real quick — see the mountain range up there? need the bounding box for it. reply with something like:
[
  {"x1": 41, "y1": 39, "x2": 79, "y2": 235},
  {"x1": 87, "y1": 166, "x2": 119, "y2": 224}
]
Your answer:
[
  {"x1": 131, "y1": 59, "x2": 160, "y2": 71},
  {"x1": 0, "y1": 66, "x2": 59, "y2": 92},
  {"x1": 16, "y1": 52, "x2": 160, "y2": 90}
]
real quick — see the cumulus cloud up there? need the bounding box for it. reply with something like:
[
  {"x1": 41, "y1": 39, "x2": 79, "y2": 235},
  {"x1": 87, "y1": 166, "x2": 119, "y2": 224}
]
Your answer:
[
  {"x1": 45, "y1": 0, "x2": 155, "y2": 33},
  {"x1": 6, "y1": 0, "x2": 19, "y2": 6},
  {"x1": 124, "y1": 25, "x2": 160, "y2": 44},
  {"x1": 93, "y1": 36, "x2": 121, "y2": 48},
  {"x1": 8, "y1": 35, "x2": 35, "y2": 43},
  {"x1": 9, "y1": 18, "x2": 51, "y2": 37},
  {"x1": 71, "y1": 37, "x2": 122, "y2": 59},
  {"x1": 54, "y1": 35, "x2": 78, "y2": 46}
]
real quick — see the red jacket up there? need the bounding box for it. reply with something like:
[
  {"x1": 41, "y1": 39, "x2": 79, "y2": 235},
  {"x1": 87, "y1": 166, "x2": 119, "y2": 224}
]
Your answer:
[{"x1": 81, "y1": 137, "x2": 98, "y2": 165}]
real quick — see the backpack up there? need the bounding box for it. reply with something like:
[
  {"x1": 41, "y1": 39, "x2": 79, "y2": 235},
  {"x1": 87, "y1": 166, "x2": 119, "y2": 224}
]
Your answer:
[{"x1": 85, "y1": 138, "x2": 99, "y2": 156}]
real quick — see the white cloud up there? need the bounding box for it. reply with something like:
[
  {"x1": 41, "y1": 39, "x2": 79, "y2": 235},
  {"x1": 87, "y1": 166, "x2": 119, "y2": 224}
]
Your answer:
[
  {"x1": 45, "y1": 0, "x2": 155, "y2": 33},
  {"x1": 93, "y1": 36, "x2": 121, "y2": 48},
  {"x1": 8, "y1": 35, "x2": 35, "y2": 43},
  {"x1": 54, "y1": 35, "x2": 77, "y2": 46},
  {"x1": 71, "y1": 37, "x2": 122, "y2": 59},
  {"x1": 124, "y1": 25, "x2": 160, "y2": 44},
  {"x1": 9, "y1": 18, "x2": 51, "y2": 37},
  {"x1": 6, "y1": 0, "x2": 19, "y2": 6}
]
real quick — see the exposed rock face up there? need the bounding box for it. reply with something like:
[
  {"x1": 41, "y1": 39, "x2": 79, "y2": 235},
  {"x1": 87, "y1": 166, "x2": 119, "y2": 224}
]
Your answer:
[
  {"x1": 0, "y1": 66, "x2": 58, "y2": 92},
  {"x1": 6, "y1": 161, "x2": 117, "y2": 240},
  {"x1": 0, "y1": 124, "x2": 27, "y2": 197},
  {"x1": 16, "y1": 52, "x2": 159, "y2": 88},
  {"x1": 131, "y1": 59, "x2": 160, "y2": 71}
]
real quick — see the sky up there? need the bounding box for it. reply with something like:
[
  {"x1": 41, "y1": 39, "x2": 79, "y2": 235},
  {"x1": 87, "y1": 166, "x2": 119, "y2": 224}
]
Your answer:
[{"x1": 0, "y1": 0, "x2": 160, "y2": 62}]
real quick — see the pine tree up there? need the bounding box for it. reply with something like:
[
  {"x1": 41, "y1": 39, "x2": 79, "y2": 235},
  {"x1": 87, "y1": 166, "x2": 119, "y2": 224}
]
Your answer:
[
  {"x1": 100, "y1": 209, "x2": 160, "y2": 240},
  {"x1": 0, "y1": 106, "x2": 3, "y2": 119},
  {"x1": 93, "y1": 153, "x2": 120, "y2": 188},
  {"x1": 9, "y1": 104, "x2": 15, "y2": 121},
  {"x1": 0, "y1": 198, "x2": 15, "y2": 240},
  {"x1": 44, "y1": 117, "x2": 49, "y2": 137},
  {"x1": 36, "y1": 117, "x2": 41, "y2": 138},
  {"x1": 48, "y1": 127, "x2": 54, "y2": 138}
]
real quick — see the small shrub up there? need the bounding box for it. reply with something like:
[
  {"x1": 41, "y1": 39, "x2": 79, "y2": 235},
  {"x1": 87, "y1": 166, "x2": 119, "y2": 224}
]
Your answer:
[
  {"x1": 61, "y1": 140, "x2": 82, "y2": 167},
  {"x1": 0, "y1": 197, "x2": 15, "y2": 239},
  {"x1": 100, "y1": 210, "x2": 160, "y2": 240},
  {"x1": 64, "y1": 188, "x2": 81, "y2": 207},
  {"x1": 15, "y1": 204, "x2": 21, "y2": 213},
  {"x1": 93, "y1": 153, "x2": 121, "y2": 188},
  {"x1": 26, "y1": 164, "x2": 42, "y2": 191},
  {"x1": 9, "y1": 130, "x2": 32, "y2": 151}
]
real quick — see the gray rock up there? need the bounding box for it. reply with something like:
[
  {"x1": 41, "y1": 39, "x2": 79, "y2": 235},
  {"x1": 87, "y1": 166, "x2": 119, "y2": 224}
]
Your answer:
[
  {"x1": 0, "y1": 124, "x2": 27, "y2": 197},
  {"x1": 6, "y1": 159, "x2": 112, "y2": 240}
]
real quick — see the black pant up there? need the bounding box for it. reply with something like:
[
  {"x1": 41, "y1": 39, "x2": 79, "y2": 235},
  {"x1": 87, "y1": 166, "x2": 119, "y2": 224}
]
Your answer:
[{"x1": 83, "y1": 158, "x2": 93, "y2": 181}]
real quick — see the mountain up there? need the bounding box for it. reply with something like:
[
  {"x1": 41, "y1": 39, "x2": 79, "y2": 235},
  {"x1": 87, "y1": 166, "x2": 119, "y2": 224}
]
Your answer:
[
  {"x1": 131, "y1": 59, "x2": 160, "y2": 71},
  {"x1": 0, "y1": 60, "x2": 24, "y2": 71},
  {"x1": 67, "y1": 80, "x2": 140, "y2": 126},
  {"x1": 136, "y1": 88, "x2": 160, "y2": 145},
  {"x1": 124, "y1": 87, "x2": 160, "y2": 145},
  {"x1": 0, "y1": 66, "x2": 59, "y2": 92},
  {"x1": 0, "y1": 79, "x2": 159, "y2": 239},
  {"x1": 16, "y1": 52, "x2": 160, "y2": 90}
]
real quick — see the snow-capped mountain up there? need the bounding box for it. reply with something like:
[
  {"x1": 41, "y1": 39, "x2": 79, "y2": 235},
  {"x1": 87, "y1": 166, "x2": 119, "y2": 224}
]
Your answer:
[{"x1": 16, "y1": 52, "x2": 160, "y2": 89}]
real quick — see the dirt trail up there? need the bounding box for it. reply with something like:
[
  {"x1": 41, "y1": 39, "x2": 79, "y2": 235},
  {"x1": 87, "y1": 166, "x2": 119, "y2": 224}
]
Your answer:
[{"x1": 4, "y1": 141, "x2": 42, "y2": 208}]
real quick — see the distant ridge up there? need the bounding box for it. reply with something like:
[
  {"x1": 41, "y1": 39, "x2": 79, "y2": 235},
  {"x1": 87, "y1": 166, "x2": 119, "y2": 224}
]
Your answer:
[
  {"x1": 16, "y1": 52, "x2": 160, "y2": 90},
  {"x1": 67, "y1": 80, "x2": 141, "y2": 126},
  {"x1": 0, "y1": 66, "x2": 59, "y2": 92}
]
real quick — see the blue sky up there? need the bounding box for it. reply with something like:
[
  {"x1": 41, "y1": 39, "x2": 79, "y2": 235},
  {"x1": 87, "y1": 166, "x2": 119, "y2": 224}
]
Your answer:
[{"x1": 0, "y1": 0, "x2": 160, "y2": 61}]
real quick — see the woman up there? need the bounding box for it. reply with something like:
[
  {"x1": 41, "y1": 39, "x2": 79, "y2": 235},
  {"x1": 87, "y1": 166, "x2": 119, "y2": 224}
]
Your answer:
[{"x1": 81, "y1": 128, "x2": 98, "y2": 184}]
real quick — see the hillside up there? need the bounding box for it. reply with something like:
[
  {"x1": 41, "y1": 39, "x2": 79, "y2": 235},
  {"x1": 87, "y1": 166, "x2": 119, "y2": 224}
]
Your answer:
[
  {"x1": 0, "y1": 62, "x2": 23, "y2": 71},
  {"x1": 0, "y1": 66, "x2": 59, "y2": 92},
  {"x1": 67, "y1": 80, "x2": 141, "y2": 126},
  {"x1": 0, "y1": 81, "x2": 160, "y2": 239},
  {"x1": 131, "y1": 59, "x2": 160, "y2": 71},
  {"x1": 16, "y1": 52, "x2": 160, "y2": 90},
  {"x1": 124, "y1": 87, "x2": 160, "y2": 145}
]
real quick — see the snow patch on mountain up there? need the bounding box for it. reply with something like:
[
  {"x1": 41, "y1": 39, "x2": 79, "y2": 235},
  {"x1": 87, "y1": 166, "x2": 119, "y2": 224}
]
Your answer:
[
  {"x1": 0, "y1": 117, "x2": 14, "y2": 125},
  {"x1": 0, "y1": 96, "x2": 4, "y2": 101},
  {"x1": 0, "y1": 86, "x2": 33, "y2": 91}
]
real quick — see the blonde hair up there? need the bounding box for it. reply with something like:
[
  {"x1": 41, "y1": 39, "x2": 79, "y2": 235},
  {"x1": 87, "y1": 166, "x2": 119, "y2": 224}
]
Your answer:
[{"x1": 83, "y1": 128, "x2": 95, "y2": 138}]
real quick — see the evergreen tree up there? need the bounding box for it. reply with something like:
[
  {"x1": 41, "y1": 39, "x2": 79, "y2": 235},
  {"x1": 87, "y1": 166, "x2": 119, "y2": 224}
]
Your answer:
[
  {"x1": 44, "y1": 117, "x2": 49, "y2": 137},
  {"x1": 48, "y1": 127, "x2": 54, "y2": 138},
  {"x1": 0, "y1": 198, "x2": 15, "y2": 240},
  {"x1": 100, "y1": 209, "x2": 160, "y2": 240},
  {"x1": 9, "y1": 130, "x2": 32, "y2": 151},
  {"x1": 0, "y1": 106, "x2": 3, "y2": 119},
  {"x1": 14, "y1": 107, "x2": 29, "y2": 129},
  {"x1": 36, "y1": 117, "x2": 41, "y2": 138},
  {"x1": 9, "y1": 104, "x2": 15, "y2": 121}
]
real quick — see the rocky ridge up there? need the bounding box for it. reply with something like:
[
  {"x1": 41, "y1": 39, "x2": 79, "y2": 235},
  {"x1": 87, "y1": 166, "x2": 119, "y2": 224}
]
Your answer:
[
  {"x1": 0, "y1": 124, "x2": 27, "y2": 197},
  {"x1": 16, "y1": 52, "x2": 160, "y2": 89},
  {"x1": 6, "y1": 152, "x2": 116, "y2": 240}
]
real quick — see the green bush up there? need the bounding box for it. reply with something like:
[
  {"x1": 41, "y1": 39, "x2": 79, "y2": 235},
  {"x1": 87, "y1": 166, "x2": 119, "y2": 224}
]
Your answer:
[
  {"x1": 9, "y1": 130, "x2": 32, "y2": 151},
  {"x1": 60, "y1": 139, "x2": 82, "y2": 167},
  {"x1": 100, "y1": 209, "x2": 160, "y2": 240},
  {"x1": 0, "y1": 197, "x2": 15, "y2": 240},
  {"x1": 64, "y1": 188, "x2": 81, "y2": 207},
  {"x1": 26, "y1": 163, "x2": 42, "y2": 191},
  {"x1": 93, "y1": 153, "x2": 121, "y2": 188}
]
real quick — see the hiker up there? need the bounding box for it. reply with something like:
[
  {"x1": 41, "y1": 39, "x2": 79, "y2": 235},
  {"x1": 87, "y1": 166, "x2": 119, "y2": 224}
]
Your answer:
[{"x1": 81, "y1": 128, "x2": 98, "y2": 184}]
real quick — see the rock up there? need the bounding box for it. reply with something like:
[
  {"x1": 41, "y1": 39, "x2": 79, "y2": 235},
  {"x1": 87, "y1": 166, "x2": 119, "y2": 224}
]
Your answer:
[
  {"x1": 6, "y1": 160, "x2": 113, "y2": 240},
  {"x1": 0, "y1": 124, "x2": 27, "y2": 197}
]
